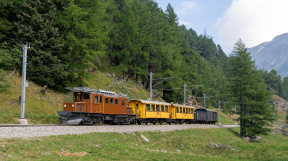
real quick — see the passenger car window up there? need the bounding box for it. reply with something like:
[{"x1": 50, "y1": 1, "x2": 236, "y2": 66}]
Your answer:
[
  {"x1": 161, "y1": 105, "x2": 164, "y2": 112},
  {"x1": 176, "y1": 107, "x2": 179, "y2": 113},
  {"x1": 110, "y1": 98, "x2": 113, "y2": 104},
  {"x1": 100, "y1": 96, "x2": 102, "y2": 103},
  {"x1": 136, "y1": 104, "x2": 139, "y2": 109},
  {"x1": 165, "y1": 106, "x2": 168, "y2": 112},
  {"x1": 115, "y1": 99, "x2": 118, "y2": 104},
  {"x1": 180, "y1": 107, "x2": 182, "y2": 113},
  {"x1": 122, "y1": 99, "x2": 125, "y2": 105},
  {"x1": 105, "y1": 98, "x2": 109, "y2": 103},
  {"x1": 152, "y1": 104, "x2": 155, "y2": 111},
  {"x1": 146, "y1": 104, "x2": 150, "y2": 111},
  {"x1": 156, "y1": 105, "x2": 160, "y2": 111}
]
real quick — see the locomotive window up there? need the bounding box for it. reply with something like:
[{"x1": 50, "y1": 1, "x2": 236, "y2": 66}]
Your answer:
[
  {"x1": 156, "y1": 105, "x2": 160, "y2": 112},
  {"x1": 152, "y1": 104, "x2": 155, "y2": 111},
  {"x1": 180, "y1": 107, "x2": 182, "y2": 113},
  {"x1": 79, "y1": 95, "x2": 82, "y2": 101},
  {"x1": 136, "y1": 104, "x2": 139, "y2": 109},
  {"x1": 165, "y1": 106, "x2": 168, "y2": 112},
  {"x1": 100, "y1": 96, "x2": 102, "y2": 103},
  {"x1": 110, "y1": 98, "x2": 113, "y2": 104},
  {"x1": 122, "y1": 99, "x2": 125, "y2": 105},
  {"x1": 146, "y1": 104, "x2": 150, "y2": 111},
  {"x1": 176, "y1": 107, "x2": 179, "y2": 113},
  {"x1": 74, "y1": 94, "x2": 78, "y2": 101},
  {"x1": 105, "y1": 98, "x2": 109, "y2": 103},
  {"x1": 95, "y1": 96, "x2": 99, "y2": 103},
  {"x1": 115, "y1": 99, "x2": 118, "y2": 104},
  {"x1": 161, "y1": 105, "x2": 164, "y2": 112},
  {"x1": 84, "y1": 94, "x2": 90, "y2": 99}
]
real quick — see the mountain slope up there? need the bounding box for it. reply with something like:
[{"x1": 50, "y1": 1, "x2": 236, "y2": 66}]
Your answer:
[{"x1": 248, "y1": 33, "x2": 288, "y2": 77}]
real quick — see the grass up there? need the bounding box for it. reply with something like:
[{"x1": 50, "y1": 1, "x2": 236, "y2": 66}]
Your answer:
[{"x1": 0, "y1": 127, "x2": 287, "y2": 160}]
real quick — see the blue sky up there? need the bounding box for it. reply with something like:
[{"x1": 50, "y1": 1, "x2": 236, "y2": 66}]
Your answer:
[{"x1": 154, "y1": 0, "x2": 288, "y2": 54}]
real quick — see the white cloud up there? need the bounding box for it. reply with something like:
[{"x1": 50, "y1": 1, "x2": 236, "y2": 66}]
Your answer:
[
  {"x1": 179, "y1": 19, "x2": 194, "y2": 28},
  {"x1": 177, "y1": 1, "x2": 197, "y2": 15},
  {"x1": 215, "y1": 0, "x2": 288, "y2": 54}
]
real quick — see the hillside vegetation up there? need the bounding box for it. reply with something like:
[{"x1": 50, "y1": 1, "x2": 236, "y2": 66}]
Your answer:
[{"x1": 0, "y1": 69, "x2": 238, "y2": 125}]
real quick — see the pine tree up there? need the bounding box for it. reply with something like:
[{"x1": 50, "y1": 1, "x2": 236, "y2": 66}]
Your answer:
[
  {"x1": 14, "y1": 0, "x2": 80, "y2": 92},
  {"x1": 228, "y1": 39, "x2": 276, "y2": 138}
]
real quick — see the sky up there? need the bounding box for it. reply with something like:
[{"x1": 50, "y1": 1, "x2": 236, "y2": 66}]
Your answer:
[{"x1": 154, "y1": 0, "x2": 288, "y2": 55}]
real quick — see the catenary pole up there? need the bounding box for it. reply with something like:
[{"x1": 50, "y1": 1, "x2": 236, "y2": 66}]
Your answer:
[
  {"x1": 235, "y1": 105, "x2": 237, "y2": 124},
  {"x1": 20, "y1": 44, "x2": 29, "y2": 119},
  {"x1": 184, "y1": 84, "x2": 186, "y2": 105},
  {"x1": 218, "y1": 101, "x2": 221, "y2": 125},
  {"x1": 204, "y1": 94, "x2": 206, "y2": 109},
  {"x1": 149, "y1": 72, "x2": 152, "y2": 101}
]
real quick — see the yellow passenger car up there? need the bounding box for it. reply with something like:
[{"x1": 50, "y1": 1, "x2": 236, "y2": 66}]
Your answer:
[
  {"x1": 171, "y1": 104, "x2": 195, "y2": 124},
  {"x1": 128, "y1": 100, "x2": 171, "y2": 125}
]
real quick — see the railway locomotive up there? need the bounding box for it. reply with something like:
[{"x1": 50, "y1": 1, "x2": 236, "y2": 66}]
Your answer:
[{"x1": 58, "y1": 87, "x2": 218, "y2": 125}]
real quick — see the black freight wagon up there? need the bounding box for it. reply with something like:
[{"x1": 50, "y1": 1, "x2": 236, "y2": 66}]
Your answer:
[{"x1": 194, "y1": 108, "x2": 218, "y2": 124}]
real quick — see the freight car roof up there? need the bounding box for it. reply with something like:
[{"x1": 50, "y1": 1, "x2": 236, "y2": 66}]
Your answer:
[
  {"x1": 195, "y1": 108, "x2": 214, "y2": 111},
  {"x1": 65, "y1": 87, "x2": 128, "y2": 97}
]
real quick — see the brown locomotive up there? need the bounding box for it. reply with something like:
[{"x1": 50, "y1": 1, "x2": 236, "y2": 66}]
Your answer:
[{"x1": 58, "y1": 87, "x2": 136, "y2": 125}]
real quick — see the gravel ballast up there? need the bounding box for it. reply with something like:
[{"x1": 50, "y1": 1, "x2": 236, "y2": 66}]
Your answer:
[{"x1": 0, "y1": 124, "x2": 239, "y2": 139}]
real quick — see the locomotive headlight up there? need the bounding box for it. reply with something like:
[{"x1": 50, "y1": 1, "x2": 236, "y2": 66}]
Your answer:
[
  {"x1": 64, "y1": 104, "x2": 66, "y2": 107},
  {"x1": 72, "y1": 104, "x2": 74, "y2": 107}
]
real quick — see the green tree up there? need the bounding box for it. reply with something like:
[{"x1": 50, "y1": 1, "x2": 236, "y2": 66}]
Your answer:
[
  {"x1": 14, "y1": 0, "x2": 80, "y2": 91},
  {"x1": 228, "y1": 39, "x2": 275, "y2": 138}
]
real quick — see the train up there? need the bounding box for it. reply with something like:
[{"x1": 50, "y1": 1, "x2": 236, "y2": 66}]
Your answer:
[{"x1": 58, "y1": 87, "x2": 218, "y2": 125}]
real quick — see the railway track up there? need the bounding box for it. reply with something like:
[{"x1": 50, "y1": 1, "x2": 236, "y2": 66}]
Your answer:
[{"x1": 0, "y1": 124, "x2": 239, "y2": 139}]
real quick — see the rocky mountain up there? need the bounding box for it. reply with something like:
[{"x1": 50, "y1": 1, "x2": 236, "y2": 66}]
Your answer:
[{"x1": 248, "y1": 33, "x2": 288, "y2": 77}]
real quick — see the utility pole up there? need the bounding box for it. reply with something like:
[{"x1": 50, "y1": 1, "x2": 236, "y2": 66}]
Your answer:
[
  {"x1": 195, "y1": 93, "x2": 214, "y2": 109},
  {"x1": 204, "y1": 94, "x2": 206, "y2": 109},
  {"x1": 218, "y1": 101, "x2": 221, "y2": 125},
  {"x1": 149, "y1": 72, "x2": 173, "y2": 101},
  {"x1": 149, "y1": 72, "x2": 152, "y2": 101},
  {"x1": 235, "y1": 105, "x2": 237, "y2": 124},
  {"x1": 20, "y1": 44, "x2": 30, "y2": 122},
  {"x1": 183, "y1": 84, "x2": 202, "y2": 105},
  {"x1": 184, "y1": 84, "x2": 186, "y2": 105},
  {"x1": 218, "y1": 101, "x2": 227, "y2": 125}
]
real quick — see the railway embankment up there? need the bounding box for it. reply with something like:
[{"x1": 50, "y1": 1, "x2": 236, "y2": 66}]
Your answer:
[{"x1": 0, "y1": 124, "x2": 239, "y2": 139}]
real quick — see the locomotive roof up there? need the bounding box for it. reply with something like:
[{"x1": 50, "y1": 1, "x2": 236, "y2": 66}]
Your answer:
[{"x1": 66, "y1": 87, "x2": 128, "y2": 98}]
